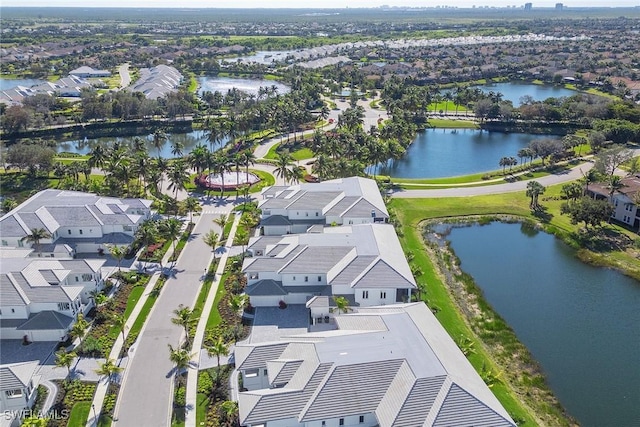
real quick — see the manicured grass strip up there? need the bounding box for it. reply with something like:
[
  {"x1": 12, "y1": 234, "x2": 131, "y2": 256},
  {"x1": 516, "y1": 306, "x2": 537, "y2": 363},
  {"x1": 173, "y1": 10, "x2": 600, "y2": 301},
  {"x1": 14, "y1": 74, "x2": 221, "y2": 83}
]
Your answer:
[
  {"x1": 291, "y1": 148, "x2": 314, "y2": 161},
  {"x1": 428, "y1": 118, "x2": 478, "y2": 129},
  {"x1": 195, "y1": 392, "x2": 208, "y2": 426},
  {"x1": 123, "y1": 286, "x2": 145, "y2": 319},
  {"x1": 206, "y1": 271, "x2": 229, "y2": 329},
  {"x1": 67, "y1": 401, "x2": 92, "y2": 427}
]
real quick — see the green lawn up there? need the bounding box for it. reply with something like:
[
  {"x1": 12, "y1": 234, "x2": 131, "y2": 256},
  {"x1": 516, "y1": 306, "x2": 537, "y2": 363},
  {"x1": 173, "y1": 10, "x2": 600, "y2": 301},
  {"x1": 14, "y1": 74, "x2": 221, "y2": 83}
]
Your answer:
[
  {"x1": 264, "y1": 142, "x2": 314, "y2": 161},
  {"x1": 428, "y1": 101, "x2": 467, "y2": 113},
  {"x1": 195, "y1": 392, "x2": 208, "y2": 427},
  {"x1": 67, "y1": 401, "x2": 92, "y2": 427},
  {"x1": 388, "y1": 182, "x2": 640, "y2": 424},
  {"x1": 428, "y1": 118, "x2": 478, "y2": 129}
]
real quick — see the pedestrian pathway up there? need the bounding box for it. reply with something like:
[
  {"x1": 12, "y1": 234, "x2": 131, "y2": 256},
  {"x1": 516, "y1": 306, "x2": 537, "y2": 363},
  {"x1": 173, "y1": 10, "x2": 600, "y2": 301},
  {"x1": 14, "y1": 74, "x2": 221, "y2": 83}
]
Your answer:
[
  {"x1": 184, "y1": 213, "x2": 242, "y2": 427},
  {"x1": 85, "y1": 226, "x2": 184, "y2": 427},
  {"x1": 112, "y1": 208, "x2": 229, "y2": 427}
]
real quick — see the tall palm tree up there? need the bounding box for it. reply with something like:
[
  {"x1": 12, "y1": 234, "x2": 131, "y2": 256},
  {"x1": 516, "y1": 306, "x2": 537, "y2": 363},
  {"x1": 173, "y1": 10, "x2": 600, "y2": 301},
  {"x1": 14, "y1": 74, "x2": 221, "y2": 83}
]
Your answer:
[
  {"x1": 167, "y1": 160, "x2": 190, "y2": 212},
  {"x1": 88, "y1": 144, "x2": 109, "y2": 170},
  {"x1": 210, "y1": 152, "x2": 231, "y2": 198},
  {"x1": 168, "y1": 344, "x2": 194, "y2": 386},
  {"x1": 607, "y1": 175, "x2": 624, "y2": 202},
  {"x1": 107, "y1": 244, "x2": 127, "y2": 273},
  {"x1": 170, "y1": 140, "x2": 184, "y2": 158},
  {"x1": 206, "y1": 336, "x2": 229, "y2": 386},
  {"x1": 111, "y1": 314, "x2": 127, "y2": 345},
  {"x1": 171, "y1": 304, "x2": 198, "y2": 347},
  {"x1": 160, "y1": 218, "x2": 182, "y2": 266},
  {"x1": 152, "y1": 130, "x2": 168, "y2": 159},
  {"x1": 71, "y1": 313, "x2": 89, "y2": 351},
  {"x1": 203, "y1": 230, "x2": 220, "y2": 264},
  {"x1": 21, "y1": 228, "x2": 51, "y2": 255},
  {"x1": 55, "y1": 349, "x2": 77, "y2": 382},
  {"x1": 240, "y1": 150, "x2": 256, "y2": 182},
  {"x1": 183, "y1": 197, "x2": 201, "y2": 224},
  {"x1": 273, "y1": 151, "x2": 294, "y2": 184},
  {"x1": 213, "y1": 215, "x2": 228, "y2": 233},
  {"x1": 95, "y1": 358, "x2": 123, "y2": 382},
  {"x1": 526, "y1": 181, "x2": 546, "y2": 210}
]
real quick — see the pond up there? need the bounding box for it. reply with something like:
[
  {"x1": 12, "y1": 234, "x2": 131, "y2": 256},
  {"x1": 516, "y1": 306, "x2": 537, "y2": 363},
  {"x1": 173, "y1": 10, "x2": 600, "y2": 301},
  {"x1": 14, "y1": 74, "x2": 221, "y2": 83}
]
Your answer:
[
  {"x1": 374, "y1": 128, "x2": 539, "y2": 179},
  {"x1": 197, "y1": 76, "x2": 290, "y2": 97},
  {"x1": 476, "y1": 82, "x2": 577, "y2": 105},
  {"x1": 56, "y1": 130, "x2": 228, "y2": 159},
  {"x1": 441, "y1": 222, "x2": 640, "y2": 427},
  {"x1": 0, "y1": 78, "x2": 46, "y2": 90}
]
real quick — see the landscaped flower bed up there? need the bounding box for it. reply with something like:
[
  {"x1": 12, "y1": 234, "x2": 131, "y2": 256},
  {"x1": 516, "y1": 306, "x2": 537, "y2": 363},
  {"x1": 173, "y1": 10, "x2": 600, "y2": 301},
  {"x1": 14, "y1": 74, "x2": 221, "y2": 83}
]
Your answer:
[{"x1": 48, "y1": 380, "x2": 96, "y2": 427}]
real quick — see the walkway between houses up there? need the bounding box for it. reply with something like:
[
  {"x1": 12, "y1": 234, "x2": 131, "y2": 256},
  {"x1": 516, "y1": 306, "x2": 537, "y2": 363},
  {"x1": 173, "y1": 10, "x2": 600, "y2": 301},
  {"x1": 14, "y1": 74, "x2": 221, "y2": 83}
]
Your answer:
[
  {"x1": 184, "y1": 213, "x2": 242, "y2": 427},
  {"x1": 86, "y1": 226, "x2": 182, "y2": 427},
  {"x1": 112, "y1": 207, "x2": 231, "y2": 427}
]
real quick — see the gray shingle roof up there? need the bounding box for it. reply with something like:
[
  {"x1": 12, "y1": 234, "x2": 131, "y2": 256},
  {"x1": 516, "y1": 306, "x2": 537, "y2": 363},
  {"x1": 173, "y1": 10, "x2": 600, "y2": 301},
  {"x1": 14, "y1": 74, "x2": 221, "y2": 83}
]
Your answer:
[
  {"x1": 433, "y1": 384, "x2": 515, "y2": 427},
  {"x1": 330, "y1": 255, "x2": 377, "y2": 285},
  {"x1": 0, "y1": 274, "x2": 28, "y2": 305},
  {"x1": 352, "y1": 260, "x2": 416, "y2": 289},
  {"x1": 237, "y1": 343, "x2": 289, "y2": 370},
  {"x1": 286, "y1": 192, "x2": 342, "y2": 211},
  {"x1": 260, "y1": 215, "x2": 291, "y2": 226},
  {"x1": 246, "y1": 280, "x2": 287, "y2": 296},
  {"x1": 268, "y1": 360, "x2": 303, "y2": 386},
  {"x1": 280, "y1": 246, "x2": 354, "y2": 274},
  {"x1": 0, "y1": 361, "x2": 39, "y2": 390},
  {"x1": 16, "y1": 311, "x2": 73, "y2": 331}
]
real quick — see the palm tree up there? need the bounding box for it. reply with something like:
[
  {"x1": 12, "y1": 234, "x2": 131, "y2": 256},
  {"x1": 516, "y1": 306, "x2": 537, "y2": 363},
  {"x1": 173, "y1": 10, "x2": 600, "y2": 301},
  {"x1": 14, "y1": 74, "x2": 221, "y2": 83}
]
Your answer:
[
  {"x1": 1, "y1": 197, "x2": 17, "y2": 213},
  {"x1": 218, "y1": 400, "x2": 239, "y2": 426},
  {"x1": 332, "y1": 296, "x2": 351, "y2": 314},
  {"x1": 88, "y1": 144, "x2": 109, "y2": 170},
  {"x1": 167, "y1": 159, "x2": 190, "y2": 211},
  {"x1": 228, "y1": 294, "x2": 247, "y2": 316},
  {"x1": 152, "y1": 130, "x2": 168, "y2": 159},
  {"x1": 171, "y1": 304, "x2": 198, "y2": 347},
  {"x1": 206, "y1": 336, "x2": 229, "y2": 386},
  {"x1": 55, "y1": 349, "x2": 77, "y2": 382},
  {"x1": 168, "y1": 344, "x2": 194, "y2": 386},
  {"x1": 21, "y1": 228, "x2": 52, "y2": 255},
  {"x1": 107, "y1": 244, "x2": 127, "y2": 273},
  {"x1": 160, "y1": 218, "x2": 182, "y2": 266},
  {"x1": 71, "y1": 313, "x2": 89, "y2": 351},
  {"x1": 210, "y1": 152, "x2": 232, "y2": 198},
  {"x1": 95, "y1": 358, "x2": 123, "y2": 382},
  {"x1": 273, "y1": 151, "x2": 294, "y2": 183},
  {"x1": 183, "y1": 197, "x2": 201, "y2": 224},
  {"x1": 526, "y1": 181, "x2": 546, "y2": 210},
  {"x1": 234, "y1": 227, "x2": 249, "y2": 261},
  {"x1": 203, "y1": 230, "x2": 220, "y2": 263},
  {"x1": 607, "y1": 175, "x2": 624, "y2": 202},
  {"x1": 170, "y1": 140, "x2": 184, "y2": 158},
  {"x1": 111, "y1": 314, "x2": 127, "y2": 345},
  {"x1": 213, "y1": 215, "x2": 228, "y2": 233}
]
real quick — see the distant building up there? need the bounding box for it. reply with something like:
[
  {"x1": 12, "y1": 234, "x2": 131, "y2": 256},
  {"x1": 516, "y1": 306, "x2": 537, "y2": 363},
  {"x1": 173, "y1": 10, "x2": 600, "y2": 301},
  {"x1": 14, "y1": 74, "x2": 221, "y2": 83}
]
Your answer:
[
  {"x1": 587, "y1": 175, "x2": 640, "y2": 231},
  {"x1": 69, "y1": 66, "x2": 111, "y2": 78},
  {"x1": 555, "y1": 3, "x2": 563, "y2": 10},
  {"x1": 524, "y1": 2, "x2": 533, "y2": 10},
  {"x1": 129, "y1": 64, "x2": 183, "y2": 100}
]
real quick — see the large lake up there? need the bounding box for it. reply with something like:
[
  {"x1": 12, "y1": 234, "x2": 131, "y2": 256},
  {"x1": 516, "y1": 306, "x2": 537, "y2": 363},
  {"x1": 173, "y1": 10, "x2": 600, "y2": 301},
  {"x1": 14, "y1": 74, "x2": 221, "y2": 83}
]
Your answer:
[
  {"x1": 197, "y1": 76, "x2": 290, "y2": 97},
  {"x1": 56, "y1": 130, "x2": 227, "y2": 159},
  {"x1": 443, "y1": 222, "x2": 640, "y2": 427},
  {"x1": 375, "y1": 129, "x2": 539, "y2": 178},
  {"x1": 0, "y1": 78, "x2": 46, "y2": 90},
  {"x1": 476, "y1": 82, "x2": 577, "y2": 105}
]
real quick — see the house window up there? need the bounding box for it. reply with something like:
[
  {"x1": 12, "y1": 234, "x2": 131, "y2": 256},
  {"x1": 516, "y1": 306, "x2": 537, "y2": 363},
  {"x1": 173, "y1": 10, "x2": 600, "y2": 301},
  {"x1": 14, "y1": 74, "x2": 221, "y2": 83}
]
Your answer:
[
  {"x1": 79, "y1": 229, "x2": 83, "y2": 235},
  {"x1": 75, "y1": 277, "x2": 79, "y2": 282},
  {"x1": 245, "y1": 369, "x2": 259, "y2": 378},
  {"x1": 1, "y1": 240, "x2": 7, "y2": 246},
  {"x1": 305, "y1": 276, "x2": 308, "y2": 282},
  {"x1": 339, "y1": 419, "x2": 344, "y2": 426},
  {"x1": 317, "y1": 276, "x2": 321, "y2": 282},
  {"x1": 315, "y1": 212, "x2": 319, "y2": 217},
  {"x1": 321, "y1": 422, "x2": 326, "y2": 427},
  {"x1": 250, "y1": 273, "x2": 258, "y2": 280},
  {"x1": 11, "y1": 308, "x2": 15, "y2": 313},
  {"x1": 362, "y1": 291, "x2": 369, "y2": 299},
  {"x1": 6, "y1": 389, "x2": 22, "y2": 398},
  {"x1": 82, "y1": 274, "x2": 93, "y2": 281},
  {"x1": 18, "y1": 240, "x2": 23, "y2": 247},
  {"x1": 306, "y1": 212, "x2": 308, "y2": 217},
  {"x1": 68, "y1": 230, "x2": 71, "y2": 235},
  {"x1": 57, "y1": 302, "x2": 71, "y2": 311},
  {"x1": 293, "y1": 276, "x2": 296, "y2": 281},
  {"x1": 380, "y1": 291, "x2": 387, "y2": 299},
  {"x1": 263, "y1": 369, "x2": 268, "y2": 376},
  {"x1": 359, "y1": 415, "x2": 364, "y2": 423}
]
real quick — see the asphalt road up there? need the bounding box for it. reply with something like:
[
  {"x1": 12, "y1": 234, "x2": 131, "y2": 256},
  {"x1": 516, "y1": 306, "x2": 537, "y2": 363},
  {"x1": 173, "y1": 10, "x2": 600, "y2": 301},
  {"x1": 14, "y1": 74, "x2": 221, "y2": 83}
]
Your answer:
[{"x1": 113, "y1": 205, "x2": 231, "y2": 427}]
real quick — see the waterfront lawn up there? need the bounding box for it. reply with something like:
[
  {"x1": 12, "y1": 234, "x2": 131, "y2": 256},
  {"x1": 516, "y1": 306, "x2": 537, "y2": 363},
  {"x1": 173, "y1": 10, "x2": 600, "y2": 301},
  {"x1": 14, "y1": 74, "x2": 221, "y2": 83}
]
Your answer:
[
  {"x1": 389, "y1": 184, "x2": 640, "y2": 424},
  {"x1": 427, "y1": 118, "x2": 478, "y2": 129},
  {"x1": 264, "y1": 141, "x2": 314, "y2": 161}
]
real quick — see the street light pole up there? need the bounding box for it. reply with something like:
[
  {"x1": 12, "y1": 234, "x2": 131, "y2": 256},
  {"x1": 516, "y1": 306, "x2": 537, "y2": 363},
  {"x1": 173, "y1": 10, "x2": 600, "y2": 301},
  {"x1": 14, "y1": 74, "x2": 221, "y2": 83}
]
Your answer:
[{"x1": 91, "y1": 404, "x2": 97, "y2": 425}]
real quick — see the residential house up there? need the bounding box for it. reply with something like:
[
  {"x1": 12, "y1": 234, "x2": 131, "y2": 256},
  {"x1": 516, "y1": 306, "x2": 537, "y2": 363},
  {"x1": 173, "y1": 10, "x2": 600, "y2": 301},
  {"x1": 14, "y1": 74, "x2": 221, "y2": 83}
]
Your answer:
[
  {"x1": 0, "y1": 189, "x2": 153, "y2": 257},
  {"x1": 236, "y1": 303, "x2": 516, "y2": 427},
  {"x1": 243, "y1": 224, "x2": 415, "y2": 309},
  {"x1": 129, "y1": 64, "x2": 183, "y2": 100},
  {"x1": 69, "y1": 66, "x2": 112, "y2": 78},
  {"x1": 0, "y1": 255, "x2": 105, "y2": 341},
  {"x1": 259, "y1": 177, "x2": 388, "y2": 236},
  {"x1": 0, "y1": 361, "x2": 41, "y2": 420},
  {"x1": 587, "y1": 175, "x2": 640, "y2": 231}
]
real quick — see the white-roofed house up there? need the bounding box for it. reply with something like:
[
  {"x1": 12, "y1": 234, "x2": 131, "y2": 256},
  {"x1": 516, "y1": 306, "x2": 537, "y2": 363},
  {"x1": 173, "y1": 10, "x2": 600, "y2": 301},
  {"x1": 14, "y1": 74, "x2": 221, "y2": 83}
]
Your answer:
[
  {"x1": 0, "y1": 257, "x2": 104, "y2": 342},
  {"x1": 235, "y1": 303, "x2": 516, "y2": 427},
  {"x1": 0, "y1": 189, "x2": 153, "y2": 257},
  {"x1": 243, "y1": 224, "x2": 415, "y2": 314},
  {"x1": 258, "y1": 177, "x2": 388, "y2": 236},
  {"x1": 0, "y1": 361, "x2": 41, "y2": 417}
]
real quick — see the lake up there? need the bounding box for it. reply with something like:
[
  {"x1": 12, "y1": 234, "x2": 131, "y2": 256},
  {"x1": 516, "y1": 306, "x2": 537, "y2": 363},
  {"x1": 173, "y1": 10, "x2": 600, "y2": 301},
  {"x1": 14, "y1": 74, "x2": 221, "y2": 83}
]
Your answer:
[
  {"x1": 442, "y1": 222, "x2": 640, "y2": 427},
  {"x1": 375, "y1": 128, "x2": 539, "y2": 179},
  {"x1": 476, "y1": 82, "x2": 577, "y2": 105},
  {"x1": 197, "y1": 76, "x2": 290, "y2": 97},
  {"x1": 56, "y1": 130, "x2": 227, "y2": 159},
  {"x1": 0, "y1": 78, "x2": 46, "y2": 90}
]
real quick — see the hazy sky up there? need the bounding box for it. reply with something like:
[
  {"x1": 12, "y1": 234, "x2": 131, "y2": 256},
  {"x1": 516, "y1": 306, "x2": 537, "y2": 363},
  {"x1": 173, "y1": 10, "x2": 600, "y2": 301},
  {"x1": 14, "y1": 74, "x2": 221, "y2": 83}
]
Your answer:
[{"x1": 2, "y1": 0, "x2": 640, "y2": 8}]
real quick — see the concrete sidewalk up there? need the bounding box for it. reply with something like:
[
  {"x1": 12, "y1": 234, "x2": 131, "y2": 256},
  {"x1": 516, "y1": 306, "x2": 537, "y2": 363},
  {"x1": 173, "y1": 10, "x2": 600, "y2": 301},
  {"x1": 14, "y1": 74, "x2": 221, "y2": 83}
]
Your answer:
[{"x1": 184, "y1": 213, "x2": 242, "y2": 427}]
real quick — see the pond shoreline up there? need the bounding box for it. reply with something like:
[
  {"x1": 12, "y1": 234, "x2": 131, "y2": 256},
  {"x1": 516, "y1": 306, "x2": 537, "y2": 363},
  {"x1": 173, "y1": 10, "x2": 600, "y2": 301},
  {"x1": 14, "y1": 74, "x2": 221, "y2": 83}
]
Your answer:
[{"x1": 420, "y1": 215, "x2": 577, "y2": 426}]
